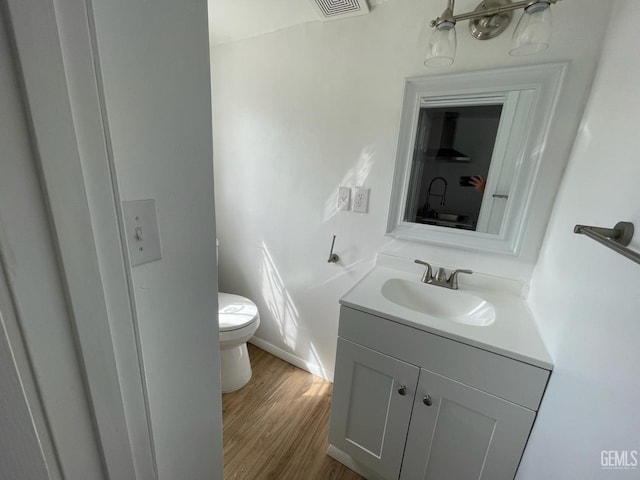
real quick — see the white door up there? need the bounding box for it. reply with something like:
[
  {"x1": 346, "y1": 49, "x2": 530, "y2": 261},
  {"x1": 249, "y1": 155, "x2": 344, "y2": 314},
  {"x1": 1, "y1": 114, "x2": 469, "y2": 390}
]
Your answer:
[
  {"x1": 400, "y1": 368, "x2": 535, "y2": 480},
  {"x1": 329, "y1": 339, "x2": 419, "y2": 480},
  {"x1": 0, "y1": 285, "x2": 51, "y2": 480}
]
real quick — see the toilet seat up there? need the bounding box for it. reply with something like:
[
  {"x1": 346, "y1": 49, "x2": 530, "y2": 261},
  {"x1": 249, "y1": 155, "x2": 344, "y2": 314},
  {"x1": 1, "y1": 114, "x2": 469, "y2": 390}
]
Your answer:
[{"x1": 218, "y1": 293, "x2": 258, "y2": 332}]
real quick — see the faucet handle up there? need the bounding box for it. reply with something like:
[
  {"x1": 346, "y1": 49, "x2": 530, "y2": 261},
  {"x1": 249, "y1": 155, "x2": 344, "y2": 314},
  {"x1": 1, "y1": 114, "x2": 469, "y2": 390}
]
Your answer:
[
  {"x1": 448, "y1": 269, "x2": 473, "y2": 290},
  {"x1": 414, "y1": 259, "x2": 433, "y2": 283}
]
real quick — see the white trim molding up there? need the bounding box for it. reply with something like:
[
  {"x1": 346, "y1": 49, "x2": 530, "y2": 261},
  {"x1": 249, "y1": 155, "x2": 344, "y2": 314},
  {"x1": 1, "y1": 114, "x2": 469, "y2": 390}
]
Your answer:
[{"x1": 250, "y1": 337, "x2": 334, "y2": 382}]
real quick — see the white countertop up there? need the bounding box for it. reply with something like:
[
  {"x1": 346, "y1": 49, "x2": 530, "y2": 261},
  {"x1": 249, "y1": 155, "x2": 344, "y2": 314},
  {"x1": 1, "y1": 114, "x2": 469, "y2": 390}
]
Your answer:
[{"x1": 339, "y1": 255, "x2": 553, "y2": 370}]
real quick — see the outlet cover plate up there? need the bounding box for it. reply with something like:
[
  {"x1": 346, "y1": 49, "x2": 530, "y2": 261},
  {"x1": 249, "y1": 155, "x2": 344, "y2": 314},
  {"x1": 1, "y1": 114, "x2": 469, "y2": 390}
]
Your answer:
[
  {"x1": 122, "y1": 199, "x2": 162, "y2": 267},
  {"x1": 353, "y1": 187, "x2": 370, "y2": 213},
  {"x1": 338, "y1": 186, "x2": 351, "y2": 211}
]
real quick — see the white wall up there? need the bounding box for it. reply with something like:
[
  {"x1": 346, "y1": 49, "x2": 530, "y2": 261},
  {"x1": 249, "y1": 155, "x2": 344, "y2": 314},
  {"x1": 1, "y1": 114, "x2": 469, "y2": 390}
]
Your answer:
[
  {"x1": 518, "y1": 1, "x2": 640, "y2": 478},
  {"x1": 211, "y1": 0, "x2": 609, "y2": 379},
  {"x1": 89, "y1": 0, "x2": 223, "y2": 478}
]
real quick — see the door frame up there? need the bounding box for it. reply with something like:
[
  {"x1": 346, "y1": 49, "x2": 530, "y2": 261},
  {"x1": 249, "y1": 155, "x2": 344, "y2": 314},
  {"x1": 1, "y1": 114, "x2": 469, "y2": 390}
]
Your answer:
[{"x1": 2, "y1": 0, "x2": 155, "y2": 478}]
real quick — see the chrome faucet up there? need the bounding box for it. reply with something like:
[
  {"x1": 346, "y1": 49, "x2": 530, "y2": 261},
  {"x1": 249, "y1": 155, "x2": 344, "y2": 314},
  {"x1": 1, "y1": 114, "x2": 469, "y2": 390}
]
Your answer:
[{"x1": 414, "y1": 260, "x2": 473, "y2": 290}]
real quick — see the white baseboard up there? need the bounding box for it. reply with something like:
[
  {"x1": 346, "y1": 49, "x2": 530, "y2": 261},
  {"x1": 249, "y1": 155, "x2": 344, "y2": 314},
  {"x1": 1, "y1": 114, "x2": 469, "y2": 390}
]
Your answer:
[{"x1": 249, "y1": 336, "x2": 333, "y2": 382}]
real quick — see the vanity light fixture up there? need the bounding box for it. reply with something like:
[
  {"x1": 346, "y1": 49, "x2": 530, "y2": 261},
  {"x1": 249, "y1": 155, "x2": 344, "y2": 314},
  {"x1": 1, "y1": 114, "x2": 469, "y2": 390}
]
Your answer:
[{"x1": 425, "y1": 0, "x2": 562, "y2": 67}]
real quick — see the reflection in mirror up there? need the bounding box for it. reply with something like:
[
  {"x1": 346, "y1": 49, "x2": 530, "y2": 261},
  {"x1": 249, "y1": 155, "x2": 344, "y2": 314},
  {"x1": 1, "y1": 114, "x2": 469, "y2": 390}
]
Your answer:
[
  {"x1": 405, "y1": 104, "x2": 504, "y2": 233},
  {"x1": 387, "y1": 64, "x2": 567, "y2": 255}
]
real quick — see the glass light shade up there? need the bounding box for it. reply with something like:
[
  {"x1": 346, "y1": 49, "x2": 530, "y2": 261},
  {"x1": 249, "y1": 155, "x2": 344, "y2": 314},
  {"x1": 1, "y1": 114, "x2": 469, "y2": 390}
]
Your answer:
[
  {"x1": 510, "y1": 2, "x2": 552, "y2": 56},
  {"x1": 425, "y1": 22, "x2": 457, "y2": 67}
]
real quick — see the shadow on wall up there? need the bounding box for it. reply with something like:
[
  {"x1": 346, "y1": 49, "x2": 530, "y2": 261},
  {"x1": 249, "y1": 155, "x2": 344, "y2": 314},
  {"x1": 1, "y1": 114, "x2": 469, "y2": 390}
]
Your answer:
[
  {"x1": 323, "y1": 146, "x2": 376, "y2": 222},
  {"x1": 259, "y1": 240, "x2": 326, "y2": 376}
]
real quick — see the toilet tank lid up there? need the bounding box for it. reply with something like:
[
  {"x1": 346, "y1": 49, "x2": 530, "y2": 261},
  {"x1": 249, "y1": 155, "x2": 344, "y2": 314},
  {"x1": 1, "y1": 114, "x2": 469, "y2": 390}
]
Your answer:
[{"x1": 218, "y1": 292, "x2": 259, "y2": 332}]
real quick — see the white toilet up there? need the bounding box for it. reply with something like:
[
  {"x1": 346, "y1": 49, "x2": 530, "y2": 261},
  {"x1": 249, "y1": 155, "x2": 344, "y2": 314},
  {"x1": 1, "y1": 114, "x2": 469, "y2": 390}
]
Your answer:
[{"x1": 218, "y1": 292, "x2": 260, "y2": 393}]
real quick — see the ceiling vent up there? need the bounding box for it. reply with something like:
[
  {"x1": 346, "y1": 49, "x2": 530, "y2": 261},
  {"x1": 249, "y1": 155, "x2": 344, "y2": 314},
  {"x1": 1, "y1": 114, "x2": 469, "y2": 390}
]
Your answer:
[{"x1": 309, "y1": 0, "x2": 370, "y2": 21}]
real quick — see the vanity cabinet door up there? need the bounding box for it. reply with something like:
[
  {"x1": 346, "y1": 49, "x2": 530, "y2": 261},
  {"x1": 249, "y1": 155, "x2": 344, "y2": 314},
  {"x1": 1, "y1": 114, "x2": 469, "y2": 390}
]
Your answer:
[
  {"x1": 400, "y1": 368, "x2": 536, "y2": 480},
  {"x1": 329, "y1": 338, "x2": 419, "y2": 480}
]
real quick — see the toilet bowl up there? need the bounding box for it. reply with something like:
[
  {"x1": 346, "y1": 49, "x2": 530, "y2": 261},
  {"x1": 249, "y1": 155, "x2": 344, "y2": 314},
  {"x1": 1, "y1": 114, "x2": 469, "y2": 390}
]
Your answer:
[{"x1": 218, "y1": 292, "x2": 260, "y2": 393}]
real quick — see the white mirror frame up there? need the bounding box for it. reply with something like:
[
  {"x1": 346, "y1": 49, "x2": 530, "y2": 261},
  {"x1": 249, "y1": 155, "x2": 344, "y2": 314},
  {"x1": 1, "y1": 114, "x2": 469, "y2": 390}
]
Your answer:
[{"x1": 387, "y1": 63, "x2": 567, "y2": 255}]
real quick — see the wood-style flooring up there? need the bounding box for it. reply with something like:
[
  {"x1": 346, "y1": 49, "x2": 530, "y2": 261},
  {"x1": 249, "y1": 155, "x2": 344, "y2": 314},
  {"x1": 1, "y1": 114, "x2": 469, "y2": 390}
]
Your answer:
[{"x1": 222, "y1": 344, "x2": 364, "y2": 480}]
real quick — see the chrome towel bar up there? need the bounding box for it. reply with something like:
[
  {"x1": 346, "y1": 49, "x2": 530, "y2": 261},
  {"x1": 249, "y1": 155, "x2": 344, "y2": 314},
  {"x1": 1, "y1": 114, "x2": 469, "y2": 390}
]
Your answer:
[{"x1": 574, "y1": 221, "x2": 640, "y2": 265}]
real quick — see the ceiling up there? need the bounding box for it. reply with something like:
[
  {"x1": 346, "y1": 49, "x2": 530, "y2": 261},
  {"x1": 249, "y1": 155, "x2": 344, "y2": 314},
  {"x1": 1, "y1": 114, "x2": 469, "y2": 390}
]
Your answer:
[{"x1": 208, "y1": 0, "x2": 392, "y2": 46}]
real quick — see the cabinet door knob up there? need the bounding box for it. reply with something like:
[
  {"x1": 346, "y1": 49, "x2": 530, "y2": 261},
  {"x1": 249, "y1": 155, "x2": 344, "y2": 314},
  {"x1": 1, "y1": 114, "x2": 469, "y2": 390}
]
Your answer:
[
  {"x1": 423, "y1": 395, "x2": 433, "y2": 406},
  {"x1": 398, "y1": 385, "x2": 407, "y2": 396}
]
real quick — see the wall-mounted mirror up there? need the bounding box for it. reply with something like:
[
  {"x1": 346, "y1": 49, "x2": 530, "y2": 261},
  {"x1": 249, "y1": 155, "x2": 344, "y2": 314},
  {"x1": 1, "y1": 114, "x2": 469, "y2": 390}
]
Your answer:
[{"x1": 388, "y1": 63, "x2": 567, "y2": 255}]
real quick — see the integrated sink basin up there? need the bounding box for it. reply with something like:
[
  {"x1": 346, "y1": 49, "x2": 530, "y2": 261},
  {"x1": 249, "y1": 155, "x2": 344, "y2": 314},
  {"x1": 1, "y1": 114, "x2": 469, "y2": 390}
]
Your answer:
[{"x1": 381, "y1": 278, "x2": 496, "y2": 326}]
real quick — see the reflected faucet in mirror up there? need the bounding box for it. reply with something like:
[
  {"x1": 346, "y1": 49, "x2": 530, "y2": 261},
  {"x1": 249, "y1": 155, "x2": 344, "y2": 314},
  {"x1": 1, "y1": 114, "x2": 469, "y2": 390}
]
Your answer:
[{"x1": 421, "y1": 176, "x2": 448, "y2": 219}]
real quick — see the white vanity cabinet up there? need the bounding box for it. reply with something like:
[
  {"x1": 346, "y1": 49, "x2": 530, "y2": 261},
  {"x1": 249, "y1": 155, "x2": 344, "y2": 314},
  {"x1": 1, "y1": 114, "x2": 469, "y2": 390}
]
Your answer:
[
  {"x1": 328, "y1": 306, "x2": 551, "y2": 480},
  {"x1": 330, "y1": 338, "x2": 418, "y2": 480},
  {"x1": 400, "y1": 368, "x2": 536, "y2": 480}
]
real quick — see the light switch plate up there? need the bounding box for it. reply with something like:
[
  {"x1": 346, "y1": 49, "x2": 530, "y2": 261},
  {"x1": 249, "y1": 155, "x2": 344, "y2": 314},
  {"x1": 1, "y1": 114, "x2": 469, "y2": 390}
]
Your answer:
[
  {"x1": 353, "y1": 187, "x2": 370, "y2": 213},
  {"x1": 337, "y1": 186, "x2": 351, "y2": 211},
  {"x1": 122, "y1": 199, "x2": 162, "y2": 267}
]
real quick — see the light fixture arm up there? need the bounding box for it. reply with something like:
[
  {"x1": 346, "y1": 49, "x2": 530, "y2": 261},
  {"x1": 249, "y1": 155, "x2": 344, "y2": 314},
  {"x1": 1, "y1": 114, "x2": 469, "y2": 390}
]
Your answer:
[
  {"x1": 431, "y1": 0, "x2": 561, "y2": 28},
  {"x1": 434, "y1": 0, "x2": 456, "y2": 26}
]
